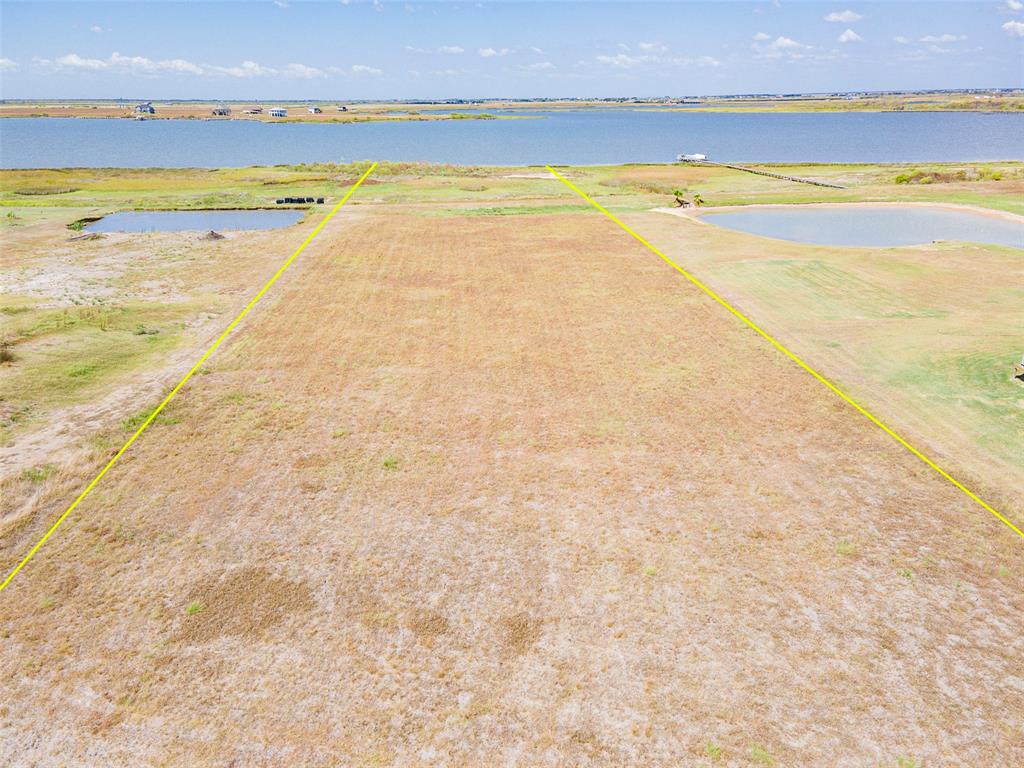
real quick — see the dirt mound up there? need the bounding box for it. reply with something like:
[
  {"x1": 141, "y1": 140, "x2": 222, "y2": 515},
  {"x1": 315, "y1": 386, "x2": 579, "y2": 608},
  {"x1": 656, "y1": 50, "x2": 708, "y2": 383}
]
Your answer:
[{"x1": 175, "y1": 566, "x2": 314, "y2": 644}]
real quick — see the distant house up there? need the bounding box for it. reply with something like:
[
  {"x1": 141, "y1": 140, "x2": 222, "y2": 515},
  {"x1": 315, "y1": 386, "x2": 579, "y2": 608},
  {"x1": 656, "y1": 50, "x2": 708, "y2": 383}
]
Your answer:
[
  {"x1": 677, "y1": 153, "x2": 708, "y2": 162},
  {"x1": 336, "y1": 105, "x2": 348, "y2": 112},
  {"x1": 242, "y1": 106, "x2": 263, "y2": 115},
  {"x1": 268, "y1": 108, "x2": 288, "y2": 118},
  {"x1": 134, "y1": 102, "x2": 156, "y2": 115},
  {"x1": 307, "y1": 106, "x2": 322, "y2": 114},
  {"x1": 211, "y1": 105, "x2": 231, "y2": 116}
]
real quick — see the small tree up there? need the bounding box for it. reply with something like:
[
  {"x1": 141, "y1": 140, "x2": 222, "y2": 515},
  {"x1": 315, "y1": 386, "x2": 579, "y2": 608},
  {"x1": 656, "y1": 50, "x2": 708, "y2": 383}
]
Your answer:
[
  {"x1": 672, "y1": 189, "x2": 687, "y2": 207},
  {"x1": 693, "y1": 193, "x2": 705, "y2": 207}
]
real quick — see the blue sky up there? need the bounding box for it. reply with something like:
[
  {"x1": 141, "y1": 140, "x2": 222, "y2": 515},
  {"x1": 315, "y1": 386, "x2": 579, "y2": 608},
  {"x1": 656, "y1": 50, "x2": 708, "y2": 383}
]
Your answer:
[{"x1": 1, "y1": 1, "x2": 1022, "y2": 99}]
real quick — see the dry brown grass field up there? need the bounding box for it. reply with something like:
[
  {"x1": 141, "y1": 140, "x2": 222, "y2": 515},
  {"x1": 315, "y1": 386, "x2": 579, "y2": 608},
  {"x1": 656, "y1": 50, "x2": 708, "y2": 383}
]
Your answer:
[{"x1": 1, "y1": 164, "x2": 1022, "y2": 767}]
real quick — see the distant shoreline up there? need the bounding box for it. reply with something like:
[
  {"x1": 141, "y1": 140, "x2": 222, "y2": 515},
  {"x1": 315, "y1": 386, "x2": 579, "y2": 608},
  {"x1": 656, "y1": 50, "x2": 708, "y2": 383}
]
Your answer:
[{"x1": 1, "y1": 90, "x2": 1023, "y2": 120}]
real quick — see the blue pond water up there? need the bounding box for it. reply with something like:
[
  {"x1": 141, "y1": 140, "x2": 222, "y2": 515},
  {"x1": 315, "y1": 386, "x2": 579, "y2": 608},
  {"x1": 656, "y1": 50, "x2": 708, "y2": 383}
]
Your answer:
[
  {"x1": 2, "y1": 110, "x2": 1021, "y2": 168},
  {"x1": 85, "y1": 209, "x2": 305, "y2": 233},
  {"x1": 701, "y1": 206, "x2": 1024, "y2": 249}
]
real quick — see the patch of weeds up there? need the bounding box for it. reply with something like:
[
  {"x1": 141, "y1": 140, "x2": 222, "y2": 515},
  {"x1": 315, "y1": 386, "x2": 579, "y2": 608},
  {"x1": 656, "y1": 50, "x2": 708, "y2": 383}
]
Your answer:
[
  {"x1": 643, "y1": 565, "x2": 657, "y2": 577},
  {"x1": 39, "y1": 596, "x2": 55, "y2": 610},
  {"x1": 20, "y1": 465, "x2": 55, "y2": 483},
  {"x1": 133, "y1": 324, "x2": 160, "y2": 336},
  {"x1": 704, "y1": 741, "x2": 723, "y2": 759},
  {"x1": 382, "y1": 456, "x2": 399, "y2": 470},
  {"x1": 331, "y1": 428, "x2": 348, "y2": 439},
  {"x1": 750, "y1": 744, "x2": 773, "y2": 766},
  {"x1": 896, "y1": 757, "x2": 921, "y2": 768},
  {"x1": 121, "y1": 406, "x2": 179, "y2": 432},
  {"x1": 836, "y1": 539, "x2": 857, "y2": 556},
  {"x1": 898, "y1": 567, "x2": 914, "y2": 579},
  {"x1": 185, "y1": 601, "x2": 204, "y2": 616},
  {"x1": 122, "y1": 408, "x2": 156, "y2": 432},
  {"x1": 0, "y1": 337, "x2": 15, "y2": 363},
  {"x1": 997, "y1": 565, "x2": 1010, "y2": 578},
  {"x1": 66, "y1": 363, "x2": 99, "y2": 378}
]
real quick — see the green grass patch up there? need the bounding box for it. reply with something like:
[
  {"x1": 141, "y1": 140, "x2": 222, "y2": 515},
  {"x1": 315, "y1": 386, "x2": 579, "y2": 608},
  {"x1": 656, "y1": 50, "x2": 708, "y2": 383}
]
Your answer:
[{"x1": 20, "y1": 464, "x2": 56, "y2": 483}]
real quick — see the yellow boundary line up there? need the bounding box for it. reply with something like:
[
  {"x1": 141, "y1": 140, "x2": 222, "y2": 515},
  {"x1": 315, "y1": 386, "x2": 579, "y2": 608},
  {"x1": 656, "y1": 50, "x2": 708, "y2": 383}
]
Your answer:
[
  {"x1": 546, "y1": 165, "x2": 1022, "y2": 541},
  {"x1": 0, "y1": 162, "x2": 379, "y2": 594}
]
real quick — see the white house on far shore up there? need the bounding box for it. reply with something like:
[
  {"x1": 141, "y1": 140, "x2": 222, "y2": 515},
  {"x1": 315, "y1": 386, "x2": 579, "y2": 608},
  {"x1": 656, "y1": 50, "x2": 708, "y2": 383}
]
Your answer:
[
  {"x1": 134, "y1": 102, "x2": 155, "y2": 115},
  {"x1": 307, "y1": 106, "x2": 322, "y2": 114},
  {"x1": 268, "y1": 108, "x2": 288, "y2": 117}
]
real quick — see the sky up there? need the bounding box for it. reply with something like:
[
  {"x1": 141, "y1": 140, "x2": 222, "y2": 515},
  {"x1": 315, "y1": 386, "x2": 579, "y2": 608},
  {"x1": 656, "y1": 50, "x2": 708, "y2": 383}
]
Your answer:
[{"x1": 0, "y1": 1, "x2": 1022, "y2": 100}]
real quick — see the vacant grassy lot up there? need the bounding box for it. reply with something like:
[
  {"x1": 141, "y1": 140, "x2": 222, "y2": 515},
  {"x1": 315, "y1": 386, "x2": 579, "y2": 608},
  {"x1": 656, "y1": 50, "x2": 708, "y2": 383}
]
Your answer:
[{"x1": 1, "y1": 164, "x2": 1021, "y2": 766}]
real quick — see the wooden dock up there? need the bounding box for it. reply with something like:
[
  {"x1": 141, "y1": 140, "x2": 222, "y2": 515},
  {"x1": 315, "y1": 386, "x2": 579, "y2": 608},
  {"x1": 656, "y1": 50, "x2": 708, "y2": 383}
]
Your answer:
[{"x1": 685, "y1": 159, "x2": 847, "y2": 189}]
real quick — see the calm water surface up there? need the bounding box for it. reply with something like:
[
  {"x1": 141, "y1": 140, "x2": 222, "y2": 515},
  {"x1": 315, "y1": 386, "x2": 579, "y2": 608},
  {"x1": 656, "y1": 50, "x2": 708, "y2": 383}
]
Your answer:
[
  {"x1": 86, "y1": 209, "x2": 304, "y2": 233},
  {"x1": 2, "y1": 111, "x2": 1021, "y2": 167},
  {"x1": 701, "y1": 206, "x2": 1024, "y2": 248}
]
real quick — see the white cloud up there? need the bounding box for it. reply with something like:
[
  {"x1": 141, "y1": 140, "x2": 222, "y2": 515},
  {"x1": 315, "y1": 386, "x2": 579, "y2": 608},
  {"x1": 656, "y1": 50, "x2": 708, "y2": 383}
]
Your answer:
[
  {"x1": 824, "y1": 10, "x2": 862, "y2": 23},
  {"x1": 273, "y1": 0, "x2": 289, "y2": 7},
  {"x1": 771, "y1": 36, "x2": 803, "y2": 49},
  {"x1": 694, "y1": 56, "x2": 722, "y2": 68},
  {"x1": 1004, "y1": 19, "x2": 1024, "y2": 36},
  {"x1": 282, "y1": 62, "x2": 324, "y2": 78},
  {"x1": 529, "y1": 46, "x2": 544, "y2": 54},
  {"x1": 54, "y1": 53, "x2": 108, "y2": 70},
  {"x1": 42, "y1": 51, "x2": 262, "y2": 77},
  {"x1": 523, "y1": 61, "x2": 555, "y2": 71},
  {"x1": 351, "y1": 63, "x2": 382, "y2": 75},
  {"x1": 596, "y1": 53, "x2": 643, "y2": 68},
  {"x1": 208, "y1": 60, "x2": 276, "y2": 77},
  {"x1": 372, "y1": 0, "x2": 383, "y2": 11},
  {"x1": 753, "y1": 32, "x2": 771, "y2": 41},
  {"x1": 638, "y1": 41, "x2": 668, "y2": 52},
  {"x1": 1007, "y1": 0, "x2": 1023, "y2": 11},
  {"x1": 89, "y1": 25, "x2": 104, "y2": 33},
  {"x1": 893, "y1": 35, "x2": 910, "y2": 44},
  {"x1": 919, "y1": 34, "x2": 965, "y2": 43},
  {"x1": 596, "y1": 52, "x2": 720, "y2": 69},
  {"x1": 751, "y1": 35, "x2": 820, "y2": 60},
  {"x1": 0, "y1": 57, "x2": 18, "y2": 71},
  {"x1": 478, "y1": 47, "x2": 509, "y2": 57},
  {"x1": 407, "y1": 45, "x2": 465, "y2": 55},
  {"x1": 159, "y1": 58, "x2": 206, "y2": 75},
  {"x1": 837, "y1": 28, "x2": 862, "y2": 43}
]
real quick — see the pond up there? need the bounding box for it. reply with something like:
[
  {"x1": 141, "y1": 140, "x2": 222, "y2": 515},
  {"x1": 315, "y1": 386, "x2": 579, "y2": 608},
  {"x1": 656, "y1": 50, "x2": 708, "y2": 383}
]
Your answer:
[
  {"x1": 700, "y1": 205, "x2": 1024, "y2": 249},
  {"x1": 85, "y1": 209, "x2": 305, "y2": 233}
]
